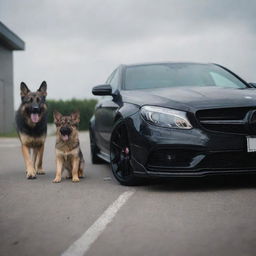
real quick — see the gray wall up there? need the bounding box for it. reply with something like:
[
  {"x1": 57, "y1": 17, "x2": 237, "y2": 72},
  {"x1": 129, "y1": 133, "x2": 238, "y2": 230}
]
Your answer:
[{"x1": 0, "y1": 44, "x2": 14, "y2": 133}]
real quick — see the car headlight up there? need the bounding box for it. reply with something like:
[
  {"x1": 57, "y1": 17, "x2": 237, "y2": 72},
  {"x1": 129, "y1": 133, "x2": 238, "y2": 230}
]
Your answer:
[{"x1": 141, "y1": 106, "x2": 192, "y2": 129}]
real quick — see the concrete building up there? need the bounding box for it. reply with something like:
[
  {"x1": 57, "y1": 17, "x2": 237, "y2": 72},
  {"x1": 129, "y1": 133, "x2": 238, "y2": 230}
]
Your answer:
[{"x1": 0, "y1": 21, "x2": 25, "y2": 133}]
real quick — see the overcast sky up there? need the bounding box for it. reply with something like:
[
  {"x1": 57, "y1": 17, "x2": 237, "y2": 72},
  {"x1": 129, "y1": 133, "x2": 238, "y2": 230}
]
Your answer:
[{"x1": 1, "y1": 0, "x2": 256, "y2": 108}]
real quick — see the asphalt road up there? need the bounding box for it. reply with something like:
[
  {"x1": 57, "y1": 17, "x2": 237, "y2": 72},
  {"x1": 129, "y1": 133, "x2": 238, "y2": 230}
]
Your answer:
[{"x1": 1, "y1": 132, "x2": 256, "y2": 256}]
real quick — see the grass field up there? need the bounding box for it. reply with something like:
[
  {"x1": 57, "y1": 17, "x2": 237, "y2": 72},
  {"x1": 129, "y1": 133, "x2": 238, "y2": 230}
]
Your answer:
[{"x1": 0, "y1": 131, "x2": 18, "y2": 138}]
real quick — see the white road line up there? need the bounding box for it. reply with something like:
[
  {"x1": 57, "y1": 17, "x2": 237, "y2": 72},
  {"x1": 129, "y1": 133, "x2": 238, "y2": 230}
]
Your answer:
[{"x1": 61, "y1": 190, "x2": 135, "y2": 256}]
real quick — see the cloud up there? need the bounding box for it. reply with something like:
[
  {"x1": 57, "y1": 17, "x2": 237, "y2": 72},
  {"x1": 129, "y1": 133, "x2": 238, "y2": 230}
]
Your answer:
[{"x1": 0, "y1": 0, "x2": 256, "y2": 108}]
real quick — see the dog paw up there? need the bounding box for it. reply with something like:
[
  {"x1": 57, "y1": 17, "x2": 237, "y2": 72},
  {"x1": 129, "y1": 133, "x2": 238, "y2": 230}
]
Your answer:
[
  {"x1": 52, "y1": 177, "x2": 61, "y2": 183},
  {"x1": 27, "y1": 173, "x2": 36, "y2": 179},
  {"x1": 26, "y1": 168, "x2": 36, "y2": 179},
  {"x1": 72, "y1": 177, "x2": 80, "y2": 182},
  {"x1": 36, "y1": 169, "x2": 45, "y2": 175}
]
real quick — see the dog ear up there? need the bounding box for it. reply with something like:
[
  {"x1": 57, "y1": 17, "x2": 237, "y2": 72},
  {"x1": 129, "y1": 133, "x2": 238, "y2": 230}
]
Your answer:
[
  {"x1": 71, "y1": 111, "x2": 80, "y2": 124},
  {"x1": 38, "y1": 81, "x2": 47, "y2": 96},
  {"x1": 53, "y1": 110, "x2": 62, "y2": 124},
  {"x1": 20, "y1": 82, "x2": 30, "y2": 97}
]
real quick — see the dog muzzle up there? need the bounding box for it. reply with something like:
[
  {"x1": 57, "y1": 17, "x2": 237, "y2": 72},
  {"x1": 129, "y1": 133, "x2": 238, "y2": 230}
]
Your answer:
[{"x1": 60, "y1": 127, "x2": 71, "y2": 141}]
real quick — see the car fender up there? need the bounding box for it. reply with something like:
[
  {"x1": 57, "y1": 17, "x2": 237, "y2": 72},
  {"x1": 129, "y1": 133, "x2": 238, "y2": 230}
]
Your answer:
[
  {"x1": 115, "y1": 102, "x2": 140, "y2": 122},
  {"x1": 89, "y1": 115, "x2": 95, "y2": 131}
]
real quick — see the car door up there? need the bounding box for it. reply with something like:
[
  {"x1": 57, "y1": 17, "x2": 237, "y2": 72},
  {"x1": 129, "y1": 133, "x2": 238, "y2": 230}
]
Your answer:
[{"x1": 94, "y1": 68, "x2": 121, "y2": 154}]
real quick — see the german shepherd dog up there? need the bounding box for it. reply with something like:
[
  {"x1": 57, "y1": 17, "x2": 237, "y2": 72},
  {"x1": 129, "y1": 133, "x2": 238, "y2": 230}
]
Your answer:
[
  {"x1": 16, "y1": 81, "x2": 48, "y2": 179},
  {"x1": 53, "y1": 111, "x2": 84, "y2": 183}
]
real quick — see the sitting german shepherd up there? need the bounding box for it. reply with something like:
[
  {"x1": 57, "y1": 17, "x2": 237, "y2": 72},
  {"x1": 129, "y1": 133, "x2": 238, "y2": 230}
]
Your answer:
[
  {"x1": 53, "y1": 111, "x2": 84, "y2": 183},
  {"x1": 16, "y1": 81, "x2": 48, "y2": 179}
]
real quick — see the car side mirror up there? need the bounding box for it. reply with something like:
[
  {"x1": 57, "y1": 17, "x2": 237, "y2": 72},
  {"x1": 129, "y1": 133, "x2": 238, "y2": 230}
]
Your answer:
[
  {"x1": 92, "y1": 84, "x2": 112, "y2": 96},
  {"x1": 249, "y1": 83, "x2": 256, "y2": 88}
]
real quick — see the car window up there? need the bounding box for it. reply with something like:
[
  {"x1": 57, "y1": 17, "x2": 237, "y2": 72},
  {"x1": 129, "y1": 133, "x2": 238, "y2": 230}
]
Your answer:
[
  {"x1": 210, "y1": 72, "x2": 239, "y2": 88},
  {"x1": 106, "y1": 72, "x2": 114, "y2": 84},
  {"x1": 109, "y1": 69, "x2": 119, "y2": 91},
  {"x1": 124, "y1": 64, "x2": 247, "y2": 90}
]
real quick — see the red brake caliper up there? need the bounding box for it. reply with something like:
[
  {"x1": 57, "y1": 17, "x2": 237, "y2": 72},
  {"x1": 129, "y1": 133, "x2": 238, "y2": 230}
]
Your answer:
[{"x1": 124, "y1": 147, "x2": 129, "y2": 155}]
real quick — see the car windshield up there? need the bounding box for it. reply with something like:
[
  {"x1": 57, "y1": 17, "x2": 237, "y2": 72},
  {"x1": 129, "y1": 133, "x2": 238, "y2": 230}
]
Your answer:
[{"x1": 124, "y1": 63, "x2": 248, "y2": 90}]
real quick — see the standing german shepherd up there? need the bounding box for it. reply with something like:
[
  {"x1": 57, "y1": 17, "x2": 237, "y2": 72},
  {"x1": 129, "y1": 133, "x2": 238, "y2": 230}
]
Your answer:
[
  {"x1": 16, "y1": 81, "x2": 48, "y2": 179},
  {"x1": 53, "y1": 111, "x2": 84, "y2": 183}
]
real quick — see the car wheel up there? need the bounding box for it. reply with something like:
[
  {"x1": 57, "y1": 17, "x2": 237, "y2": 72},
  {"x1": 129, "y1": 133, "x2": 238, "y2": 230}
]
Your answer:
[
  {"x1": 110, "y1": 121, "x2": 138, "y2": 186},
  {"x1": 89, "y1": 129, "x2": 104, "y2": 164}
]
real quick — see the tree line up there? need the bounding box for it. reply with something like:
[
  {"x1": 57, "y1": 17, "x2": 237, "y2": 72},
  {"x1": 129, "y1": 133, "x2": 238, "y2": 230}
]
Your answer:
[{"x1": 47, "y1": 99, "x2": 97, "y2": 130}]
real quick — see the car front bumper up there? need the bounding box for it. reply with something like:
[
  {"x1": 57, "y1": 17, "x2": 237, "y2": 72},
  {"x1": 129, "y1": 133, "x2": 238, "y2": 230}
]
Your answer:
[{"x1": 125, "y1": 114, "x2": 256, "y2": 178}]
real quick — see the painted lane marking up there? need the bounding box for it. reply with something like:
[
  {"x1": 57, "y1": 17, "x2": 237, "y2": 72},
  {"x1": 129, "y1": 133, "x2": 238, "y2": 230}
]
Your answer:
[{"x1": 61, "y1": 190, "x2": 135, "y2": 256}]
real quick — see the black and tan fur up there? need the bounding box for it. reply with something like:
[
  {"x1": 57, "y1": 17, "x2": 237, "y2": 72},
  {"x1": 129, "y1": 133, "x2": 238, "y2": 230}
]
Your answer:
[
  {"x1": 16, "y1": 81, "x2": 48, "y2": 179},
  {"x1": 53, "y1": 111, "x2": 84, "y2": 183}
]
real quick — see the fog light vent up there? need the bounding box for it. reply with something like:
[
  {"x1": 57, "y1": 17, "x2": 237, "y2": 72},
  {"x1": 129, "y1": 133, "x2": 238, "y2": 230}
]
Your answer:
[
  {"x1": 167, "y1": 154, "x2": 175, "y2": 161},
  {"x1": 147, "y1": 149, "x2": 201, "y2": 168}
]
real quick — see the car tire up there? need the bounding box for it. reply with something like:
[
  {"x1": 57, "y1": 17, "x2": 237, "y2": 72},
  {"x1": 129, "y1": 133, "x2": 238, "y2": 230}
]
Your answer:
[
  {"x1": 89, "y1": 129, "x2": 104, "y2": 164},
  {"x1": 110, "y1": 120, "x2": 139, "y2": 186}
]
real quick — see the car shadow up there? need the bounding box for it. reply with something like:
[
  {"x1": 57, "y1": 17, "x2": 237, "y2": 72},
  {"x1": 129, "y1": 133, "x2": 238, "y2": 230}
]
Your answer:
[{"x1": 141, "y1": 174, "x2": 256, "y2": 192}]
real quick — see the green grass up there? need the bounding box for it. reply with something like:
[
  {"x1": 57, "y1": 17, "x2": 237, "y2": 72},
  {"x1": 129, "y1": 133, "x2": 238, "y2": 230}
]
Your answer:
[{"x1": 0, "y1": 131, "x2": 18, "y2": 138}]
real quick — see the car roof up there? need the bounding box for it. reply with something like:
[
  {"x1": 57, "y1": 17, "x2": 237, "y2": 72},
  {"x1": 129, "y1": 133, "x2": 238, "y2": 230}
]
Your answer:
[{"x1": 121, "y1": 62, "x2": 214, "y2": 68}]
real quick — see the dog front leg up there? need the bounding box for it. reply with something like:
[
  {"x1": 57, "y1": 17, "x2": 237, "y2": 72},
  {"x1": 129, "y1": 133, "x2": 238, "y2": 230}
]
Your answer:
[
  {"x1": 71, "y1": 157, "x2": 80, "y2": 182},
  {"x1": 33, "y1": 147, "x2": 38, "y2": 169},
  {"x1": 78, "y1": 160, "x2": 85, "y2": 178},
  {"x1": 53, "y1": 155, "x2": 63, "y2": 183},
  {"x1": 22, "y1": 145, "x2": 36, "y2": 179},
  {"x1": 36, "y1": 144, "x2": 45, "y2": 174}
]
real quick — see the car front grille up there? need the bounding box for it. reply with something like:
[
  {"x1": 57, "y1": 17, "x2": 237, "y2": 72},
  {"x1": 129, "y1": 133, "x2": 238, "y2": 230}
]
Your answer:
[{"x1": 197, "y1": 107, "x2": 256, "y2": 135}]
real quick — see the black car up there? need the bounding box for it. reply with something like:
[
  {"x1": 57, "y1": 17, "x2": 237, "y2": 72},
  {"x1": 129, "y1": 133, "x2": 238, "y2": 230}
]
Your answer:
[{"x1": 89, "y1": 62, "x2": 256, "y2": 185}]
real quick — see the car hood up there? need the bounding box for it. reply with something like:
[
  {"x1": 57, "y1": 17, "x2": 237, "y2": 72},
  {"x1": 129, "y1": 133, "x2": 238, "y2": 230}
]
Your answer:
[{"x1": 121, "y1": 87, "x2": 256, "y2": 112}]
